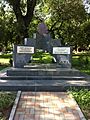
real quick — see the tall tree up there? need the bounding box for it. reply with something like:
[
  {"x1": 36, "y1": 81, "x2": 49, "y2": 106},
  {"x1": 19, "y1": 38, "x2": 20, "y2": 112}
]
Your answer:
[
  {"x1": 45, "y1": 0, "x2": 87, "y2": 46},
  {"x1": 5, "y1": 0, "x2": 37, "y2": 41}
]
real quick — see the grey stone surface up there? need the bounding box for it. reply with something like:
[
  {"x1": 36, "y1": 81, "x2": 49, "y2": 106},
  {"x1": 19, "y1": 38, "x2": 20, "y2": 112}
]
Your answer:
[
  {"x1": 24, "y1": 38, "x2": 61, "y2": 53},
  {"x1": 13, "y1": 45, "x2": 31, "y2": 68},
  {"x1": 25, "y1": 38, "x2": 71, "y2": 68},
  {"x1": 0, "y1": 75, "x2": 85, "y2": 80},
  {"x1": 36, "y1": 33, "x2": 50, "y2": 51},
  {"x1": 0, "y1": 79, "x2": 90, "y2": 91},
  {"x1": 0, "y1": 66, "x2": 90, "y2": 91},
  {"x1": 13, "y1": 37, "x2": 72, "y2": 68},
  {"x1": 24, "y1": 38, "x2": 36, "y2": 47},
  {"x1": 7, "y1": 67, "x2": 82, "y2": 76},
  {"x1": 50, "y1": 39, "x2": 61, "y2": 47},
  {"x1": 53, "y1": 47, "x2": 71, "y2": 68}
]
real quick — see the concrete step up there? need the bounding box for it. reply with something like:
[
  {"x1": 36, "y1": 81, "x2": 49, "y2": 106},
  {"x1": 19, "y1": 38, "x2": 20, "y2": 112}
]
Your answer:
[
  {"x1": 24, "y1": 64, "x2": 62, "y2": 69},
  {"x1": 0, "y1": 79, "x2": 90, "y2": 91},
  {"x1": 0, "y1": 75, "x2": 85, "y2": 80},
  {"x1": 7, "y1": 68, "x2": 82, "y2": 76}
]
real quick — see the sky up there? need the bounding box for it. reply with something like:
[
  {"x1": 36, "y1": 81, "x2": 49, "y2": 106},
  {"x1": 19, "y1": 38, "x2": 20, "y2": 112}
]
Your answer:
[
  {"x1": 1, "y1": 0, "x2": 90, "y2": 13},
  {"x1": 83, "y1": 0, "x2": 90, "y2": 13}
]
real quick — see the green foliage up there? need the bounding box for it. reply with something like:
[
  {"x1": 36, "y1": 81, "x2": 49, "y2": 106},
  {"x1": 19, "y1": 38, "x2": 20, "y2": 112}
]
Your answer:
[
  {"x1": 85, "y1": 56, "x2": 89, "y2": 65},
  {"x1": 72, "y1": 54, "x2": 90, "y2": 67},
  {"x1": 0, "y1": 92, "x2": 16, "y2": 110},
  {"x1": 0, "y1": 1, "x2": 18, "y2": 48},
  {"x1": 69, "y1": 89, "x2": 90, "y2": 119},
  {"x1": 32, "y1": 51, "x2": 53, "y2": 64},
  {"x1": 0, "y1": 0, "x2": 90, "y2": 49},
  {"x1": 0, "y1": 54, "x2": 12, "y2": 66},
  {"x1": 33, "y1": 50, "x2": 44, "y2": 58},
  {"x1": 72, "y1": 54, "x2": 90, "y2": 75},
  {"x1": 70, "y1": 89, "x2": 90, "y2": 109},
  {"x1": 78, "y1": 55, "x2": 86, "y2": 66},
  {"x1": 81, "y1": 20, "x2": 90, "y2": 45},
  {"x1": 0, "y1": 64, "x2": 9, "y2": 71},
  {"x1": 9, "y1": 58, "x2": 13, "y2": 66},
  {"x1": 0, "y1": 54, "x2": 12, "y2": 59},
  {"x1": 41, "y1": 54, "x2": 53, "y2": 63}
]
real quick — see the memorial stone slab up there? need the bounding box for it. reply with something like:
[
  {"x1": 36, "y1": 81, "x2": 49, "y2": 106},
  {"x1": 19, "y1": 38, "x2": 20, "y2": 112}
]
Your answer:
[
  {"x1": 53, "y1": 47, "x2": 71, "y2": 68},
  {"x1": 13, "y1": 45, "x2": 34, "y2": 68}
]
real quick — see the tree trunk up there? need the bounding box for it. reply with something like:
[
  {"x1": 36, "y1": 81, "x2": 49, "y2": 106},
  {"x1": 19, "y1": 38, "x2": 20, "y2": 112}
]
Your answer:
[{"x1": 6, "y1": 0, "x2": 37, "y2": 41}]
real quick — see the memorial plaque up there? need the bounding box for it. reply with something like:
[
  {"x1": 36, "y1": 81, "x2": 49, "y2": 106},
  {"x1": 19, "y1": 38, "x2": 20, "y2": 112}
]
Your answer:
[
  {"x1": 53, "y1": 47, "x2": 70, "y2": 54},
  {"x1": 17, "y1": 46, "x2": 34, "y2": 54}
]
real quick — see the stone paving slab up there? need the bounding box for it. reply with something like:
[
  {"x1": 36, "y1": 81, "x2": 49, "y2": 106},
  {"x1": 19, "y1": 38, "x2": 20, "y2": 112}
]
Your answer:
[{"x1": 13, "y1": 92, "x2": 86, "y2": 120}]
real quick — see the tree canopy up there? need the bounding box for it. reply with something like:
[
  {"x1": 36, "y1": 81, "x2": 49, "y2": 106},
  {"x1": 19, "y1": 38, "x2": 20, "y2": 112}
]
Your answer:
[
  {"x1": 0, "y1": 0, "x2": 90, "y2": 51},
  {"x1": 5, "y1": 0, "x2": 37, "y2": 40}
]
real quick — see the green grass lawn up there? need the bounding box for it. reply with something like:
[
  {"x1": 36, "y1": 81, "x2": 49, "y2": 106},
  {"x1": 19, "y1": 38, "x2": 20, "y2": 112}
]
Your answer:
[
  {"x1": 0, "y1": 92, "x2": 16, "y2": 120},
  {"x1": 0, "y1": 54, "x2": 12, "y2": 71},
  {"x1": 71, "y1": 53, "x2": 90, "y2": 119},
  {"x1": 69, "y1": 89, "x2": 90, "y2": 119},
  {"x1": 0, "y1": 65, "x2": 9, "y2": 71},
  {"x1": 72, "y1": 55, "x2": 90, "y2": 75},
  {"x1": 0, "y1": 59, "x2": 10, "y2": 71},
  {"x1": 0, "y1": 58, "x2": 10, "y2": 64}
]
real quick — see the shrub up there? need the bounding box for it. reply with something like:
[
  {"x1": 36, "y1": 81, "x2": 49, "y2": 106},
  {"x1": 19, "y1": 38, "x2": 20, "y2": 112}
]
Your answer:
[
  {"x1": 0, "y1": 92, "x2": 16, "y2": 111},
  {"x1": 70, "y1": 89, "x2": 90, "y2": 109},
  {"x1": 9, "y1": 58, "x2": 13, "y2": 66},
  {"x1": 78, "y1": 55, "x2": 85, "y2": 66},
  {"x1": 85, "y1": 56, "x2": 89, "y2": 65},
  {"x1": 69, "y1": 88, "x2": 90, "y2": 119},
  {"x1": 32, "y1": 51, "x2": 53, "y2": 64}
]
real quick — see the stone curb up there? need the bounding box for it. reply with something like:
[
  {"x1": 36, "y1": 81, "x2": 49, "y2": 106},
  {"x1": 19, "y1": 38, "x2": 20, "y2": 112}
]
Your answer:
[{"x1": 9, "y1": 91, "x2": 21, "y2": 120}]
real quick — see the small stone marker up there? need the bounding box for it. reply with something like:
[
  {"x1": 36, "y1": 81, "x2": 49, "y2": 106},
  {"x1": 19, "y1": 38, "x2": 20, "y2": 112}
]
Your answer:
[{"x1": 13, "y1": 45, "x2": 34, "y2": 68}]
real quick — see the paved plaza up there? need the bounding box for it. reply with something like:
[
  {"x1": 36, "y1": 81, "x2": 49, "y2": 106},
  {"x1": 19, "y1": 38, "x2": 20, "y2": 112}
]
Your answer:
[{"x1": 14, "y1": 92, "x2": 86, "y2": 120}]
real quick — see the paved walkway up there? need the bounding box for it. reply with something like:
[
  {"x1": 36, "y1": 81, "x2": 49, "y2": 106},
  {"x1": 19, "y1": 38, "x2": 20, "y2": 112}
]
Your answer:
[{"x1": 14, "y1": 92, "x2": 86, "y2": 120}]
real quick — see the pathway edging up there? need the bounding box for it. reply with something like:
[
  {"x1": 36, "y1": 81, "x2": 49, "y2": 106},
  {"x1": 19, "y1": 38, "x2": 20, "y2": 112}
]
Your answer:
[{"x1": 9, "y1": 91, "x2": 21, "y2": 120}]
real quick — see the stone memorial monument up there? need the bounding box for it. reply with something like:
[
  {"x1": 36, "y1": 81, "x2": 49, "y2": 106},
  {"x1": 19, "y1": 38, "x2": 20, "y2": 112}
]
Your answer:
[
  {"x1": 36, "y1": 19, "x2": 51, "y2": 52},
  {"x1": 13, "y1": 20, "x2": 71, "y2": 68}
]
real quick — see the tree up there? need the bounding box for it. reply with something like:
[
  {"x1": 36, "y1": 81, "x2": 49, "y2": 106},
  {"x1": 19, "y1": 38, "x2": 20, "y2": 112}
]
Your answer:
[
  {"x1": 44, "y1": 0, "x2": 87, "y2": 47},
  {"x1": 81, "y1": 20, "x2": 90, "y2": 47},
  {"x1": 5, "y1": 0, "x2": 37, "y2": 42},
  {"x1": 0, "y1": 1, "x2": 22, "y2": 50},
  {"x1": 0, "y1": 0, "x2": 90, "y2": 50}
]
